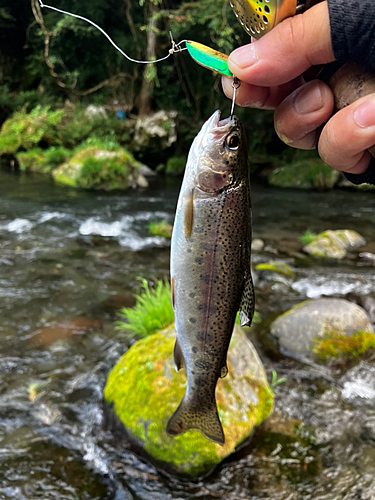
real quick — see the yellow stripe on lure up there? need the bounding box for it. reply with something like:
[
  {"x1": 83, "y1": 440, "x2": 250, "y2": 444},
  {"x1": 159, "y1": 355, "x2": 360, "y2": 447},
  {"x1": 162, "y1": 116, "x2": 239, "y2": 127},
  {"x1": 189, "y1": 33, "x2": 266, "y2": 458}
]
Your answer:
[{"x1": 186, "y1": 41, "x2": 233, "y2": 78}]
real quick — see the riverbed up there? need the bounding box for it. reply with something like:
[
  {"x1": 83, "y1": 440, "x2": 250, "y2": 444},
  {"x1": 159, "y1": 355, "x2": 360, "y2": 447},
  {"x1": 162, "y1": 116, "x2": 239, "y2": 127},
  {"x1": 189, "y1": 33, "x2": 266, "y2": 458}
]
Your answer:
[{"x1": 1, "y1": 168, "x2": 375, "y2": 499}]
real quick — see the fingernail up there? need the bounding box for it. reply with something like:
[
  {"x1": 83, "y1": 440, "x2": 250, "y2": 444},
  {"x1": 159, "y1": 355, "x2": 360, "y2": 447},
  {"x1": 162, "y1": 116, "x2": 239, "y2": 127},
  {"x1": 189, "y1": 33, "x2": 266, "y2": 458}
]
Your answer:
[
  {"x1": 294, "y1": 84, "x2": 323, "y2": 115},
  {"x1": 354, "y1": 100, "x2": 375, "y2": 128},
  {"x1": 229, "y1": 43, "x2": 259, "y2": 69}
]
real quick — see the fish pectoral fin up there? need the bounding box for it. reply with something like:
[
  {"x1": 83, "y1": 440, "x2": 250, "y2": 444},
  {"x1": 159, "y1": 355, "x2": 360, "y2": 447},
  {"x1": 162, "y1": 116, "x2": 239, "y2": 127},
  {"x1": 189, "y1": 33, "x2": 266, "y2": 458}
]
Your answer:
[
  {"x1": 173, "y1": 337, "x2": 185, "y2": 372},
  {"x1": 220, "y1": 364, "x2": 228, "y2": 379},
  {"x1": 166, "y1": 394, "x2": 225, "y2": 446},
  {"x1": 239, "y1": 271, "x2": 255, "y2": 328}
]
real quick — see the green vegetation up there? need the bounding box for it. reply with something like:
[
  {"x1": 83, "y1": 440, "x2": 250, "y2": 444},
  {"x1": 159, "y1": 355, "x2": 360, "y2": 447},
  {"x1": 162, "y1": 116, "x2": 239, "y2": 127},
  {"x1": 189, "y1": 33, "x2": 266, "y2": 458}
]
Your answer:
[
  {"x1": 235, "y1": 311, "x2": 261, "y2": 326},
  {"x1": 313, "y1": 331, "x2": 375, "y2": 360},
  {"x1": 269, "y1": 158, "x2": 340, "y2": 190},
  {"x1": 300, "y1": 230, "x2": 318, "y2": 246},
  {"x1": 17, "y1": 146, "x2": 72, "y2": 172},
  {"x1": 255, "y1": 261, "x2": 294, "y2": 277},
  {"x1": 164, "y1": 156, "x2": 187, "y2": 175},
  {"x1": 115, "y1": 278, "x2": 174, "y2": 338},
  {"x1": 270, "y1": 370, "x2": 287, "y2": 392},
  {"x1": 148, "y1": 221, "x2": 173, "y2": 239}
]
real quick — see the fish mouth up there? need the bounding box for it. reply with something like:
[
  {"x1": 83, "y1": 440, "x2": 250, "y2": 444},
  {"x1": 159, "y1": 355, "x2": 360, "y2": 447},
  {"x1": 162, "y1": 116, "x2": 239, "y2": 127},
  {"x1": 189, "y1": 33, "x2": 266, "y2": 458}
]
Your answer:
[{"x1": 203, "y1": 110, "x2": 235, "y2": 136}]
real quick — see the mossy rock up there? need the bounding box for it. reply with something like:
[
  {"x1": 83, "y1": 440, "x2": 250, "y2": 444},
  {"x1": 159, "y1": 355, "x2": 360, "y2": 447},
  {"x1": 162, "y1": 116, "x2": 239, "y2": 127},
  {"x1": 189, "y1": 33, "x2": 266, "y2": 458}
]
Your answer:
[
  {"x1": 52, "y1": 147, "x2": 148, "y2": 190},
  {"x1": 269, "y1": 298, "x2": 374, "y2": 363},
  {"x1": 255, "y1": 261, "x2": 294, "y2": 277},
  {"x1": 303, "y1": 229, "x2": 366, "y2": 259},
  {"x1": 148, "y1": 221, "x2": 173, "y2": 239},
  {"x1": 16, "y1": 146, "x2": 72, "y2": 173},
  {"x1": 104, "y1": 324, "x2": 274, "y2": 477},
  {"x1": 0, "y1": 106, "x2": 64, "y2": 156},
  {"x1": 268, "y1": 159, "x2": 340, "y2": 190}
]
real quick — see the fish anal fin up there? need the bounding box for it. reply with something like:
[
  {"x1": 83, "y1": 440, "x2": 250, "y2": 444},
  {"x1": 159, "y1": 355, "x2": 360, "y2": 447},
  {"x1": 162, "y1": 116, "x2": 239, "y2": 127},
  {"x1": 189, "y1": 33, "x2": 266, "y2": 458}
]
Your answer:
[
  {"x1": 166, "y1": 395, "x2": 225, "y2": 446},
  {"x1": 239, "y1": 272, "x2": 255, "y2": 328},
  {"x1": 173, "y1": 337, "x2": 185, "y2": 372}
]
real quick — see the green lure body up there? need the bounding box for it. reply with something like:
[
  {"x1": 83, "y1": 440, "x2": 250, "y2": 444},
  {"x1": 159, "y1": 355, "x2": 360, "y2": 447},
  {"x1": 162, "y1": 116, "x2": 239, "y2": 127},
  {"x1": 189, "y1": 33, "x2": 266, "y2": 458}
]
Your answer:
[{"x1": 186, "y1": 41, "x2": 233, "y2": 78}]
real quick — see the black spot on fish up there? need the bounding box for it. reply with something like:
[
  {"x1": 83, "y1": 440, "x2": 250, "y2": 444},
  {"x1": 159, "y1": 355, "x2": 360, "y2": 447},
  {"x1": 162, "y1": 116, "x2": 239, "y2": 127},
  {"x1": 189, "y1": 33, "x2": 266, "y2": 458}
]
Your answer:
[
  {"x1": 189, "y1": 292, "x2": 195, "y2": 298},
  {"x1": 187, "y1": 249, "x2": 192, "y2": 253},
  {"x1": 189, "y1": 317, "x2": 196, "y2": 324},
  {"x1": 196, "y1": 332, "x2": 214, "y2": 343},
  {"x1": 195, "y1": 360, "x2": 212, "y2": 371},
  {"x1": 194, "y1": 227, "x2": 203, "y2": 234},
  {"x1": 195, "y1": 257, "x2": 203, "y2": 265},
  {"x1": 195, "y1": 377, "x2": 207, "y2": 387},
  {"x1": 192, "y1": 346, "x2": 198, "y2": 353}
]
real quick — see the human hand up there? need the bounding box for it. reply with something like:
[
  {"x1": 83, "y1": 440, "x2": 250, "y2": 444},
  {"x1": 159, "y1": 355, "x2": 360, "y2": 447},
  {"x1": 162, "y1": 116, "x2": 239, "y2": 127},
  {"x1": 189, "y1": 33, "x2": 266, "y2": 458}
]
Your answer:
[{"x1": 222, "y1": 1, "x2": 375, "y2": 175}]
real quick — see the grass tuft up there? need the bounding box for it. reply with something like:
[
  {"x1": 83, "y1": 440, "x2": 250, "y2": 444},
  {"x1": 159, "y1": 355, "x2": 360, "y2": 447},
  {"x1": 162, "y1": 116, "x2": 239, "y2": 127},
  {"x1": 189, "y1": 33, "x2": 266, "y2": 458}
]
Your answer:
[
  {"x1": 115, "y1": 278, "x2": 174, "y2": 338},
  {"x1": 300, "y1": 230, "x2": 318, "y2": 246}
]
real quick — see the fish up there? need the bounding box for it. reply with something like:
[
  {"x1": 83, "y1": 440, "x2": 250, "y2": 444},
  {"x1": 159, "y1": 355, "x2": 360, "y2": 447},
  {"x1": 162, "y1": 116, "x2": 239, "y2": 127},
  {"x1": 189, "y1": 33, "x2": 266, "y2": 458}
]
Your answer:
[{"x1": 166, "y1": 110, "x2": 254, "y2": 446}]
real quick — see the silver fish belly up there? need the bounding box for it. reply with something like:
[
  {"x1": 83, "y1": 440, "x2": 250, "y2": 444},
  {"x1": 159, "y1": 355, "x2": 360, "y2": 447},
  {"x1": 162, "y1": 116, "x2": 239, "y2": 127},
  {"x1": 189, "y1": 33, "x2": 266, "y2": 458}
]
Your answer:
[{"x1": 167, "y1": 110, "x2": 254, "y2": 445}]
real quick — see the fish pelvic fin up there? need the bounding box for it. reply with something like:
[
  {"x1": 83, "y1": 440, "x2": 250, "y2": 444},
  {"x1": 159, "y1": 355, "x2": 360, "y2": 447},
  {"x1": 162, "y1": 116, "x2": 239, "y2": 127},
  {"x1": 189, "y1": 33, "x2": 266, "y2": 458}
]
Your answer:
[
  {"x1": 239, "y1": 271, "x2": 255, "y2": 327},
  {"x1": 173, "y1": 337, "x2": 185, "y2": 372},
  {"x1": 166, "y1": 395, "x2": 225, "y2": 446}
]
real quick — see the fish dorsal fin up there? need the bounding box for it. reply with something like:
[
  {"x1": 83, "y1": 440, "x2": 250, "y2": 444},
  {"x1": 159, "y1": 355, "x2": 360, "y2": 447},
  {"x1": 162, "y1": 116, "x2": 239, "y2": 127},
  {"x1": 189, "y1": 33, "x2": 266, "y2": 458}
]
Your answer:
[
  {"x1": 239, "y1": 272, "x2": 255, "y2": 327},
  {"x1": 173, "y1": 337, "x2": 185, "y2": 372},
  {"x1": 220, "y1": 364, "x2": 228, "y2": 379}
]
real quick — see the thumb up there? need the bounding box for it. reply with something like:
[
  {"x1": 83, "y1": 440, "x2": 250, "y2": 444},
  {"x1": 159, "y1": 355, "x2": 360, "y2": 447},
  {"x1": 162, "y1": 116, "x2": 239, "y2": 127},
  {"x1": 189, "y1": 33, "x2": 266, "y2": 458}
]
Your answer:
[{"x1": 228, "y1": 1, "x2": 335, "y2": 87}]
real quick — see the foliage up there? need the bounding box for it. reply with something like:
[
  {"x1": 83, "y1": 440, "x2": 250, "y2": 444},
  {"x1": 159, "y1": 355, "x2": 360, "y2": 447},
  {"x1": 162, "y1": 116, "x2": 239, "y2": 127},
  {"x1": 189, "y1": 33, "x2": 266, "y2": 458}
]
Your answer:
[
  {"x1": 165, "y1": 156, "x2": 186, "y2": 175},
  {"x1": 115, "y1": 278, "x2": 174, "y2": 338},
  {"x1": 270, "y1": 370, "x2": 287, "y2": 392},
  {"x1": 0, "y1": 106, "x2": 64, "y2": 155},
  {"x1": 148, "y1": 221, "x2": 173, "y2": 239},
  {"x1": 300, "y1": 230, "x2": 318, "y2": 246},
  {"x1": 235, "y1": 311, "x2": 261, "y2": 326},
  {"x1": 312, "y1": 331, "x2": 375, "y2": 360}
]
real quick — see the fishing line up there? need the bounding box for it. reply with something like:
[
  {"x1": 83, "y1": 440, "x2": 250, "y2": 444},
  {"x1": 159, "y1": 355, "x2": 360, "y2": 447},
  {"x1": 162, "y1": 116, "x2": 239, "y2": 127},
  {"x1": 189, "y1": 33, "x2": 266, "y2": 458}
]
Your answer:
[{"x1": 37, "y1": 0, "x2": 187, "y2": 64}]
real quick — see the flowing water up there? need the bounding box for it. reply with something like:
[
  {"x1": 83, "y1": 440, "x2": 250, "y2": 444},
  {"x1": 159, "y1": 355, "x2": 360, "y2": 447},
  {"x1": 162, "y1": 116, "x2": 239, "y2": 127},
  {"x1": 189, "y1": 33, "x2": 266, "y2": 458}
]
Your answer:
[{"x1": 1, "y1": 168, "x2": 375, "y2": 499}]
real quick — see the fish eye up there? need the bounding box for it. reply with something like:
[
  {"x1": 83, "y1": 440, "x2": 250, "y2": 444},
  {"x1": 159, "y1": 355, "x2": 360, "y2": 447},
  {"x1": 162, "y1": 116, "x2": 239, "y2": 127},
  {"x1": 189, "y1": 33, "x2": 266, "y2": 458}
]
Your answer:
[{"x1": 225, "y1": 133, "x2": 240, "y2": 151}]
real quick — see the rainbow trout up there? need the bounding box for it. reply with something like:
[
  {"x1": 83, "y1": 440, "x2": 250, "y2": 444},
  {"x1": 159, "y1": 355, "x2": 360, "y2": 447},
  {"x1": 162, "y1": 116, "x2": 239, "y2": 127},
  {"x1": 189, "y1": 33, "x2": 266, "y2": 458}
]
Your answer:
[{"x1": 167, "y1": 110, "x2": 254, "y2": 445}]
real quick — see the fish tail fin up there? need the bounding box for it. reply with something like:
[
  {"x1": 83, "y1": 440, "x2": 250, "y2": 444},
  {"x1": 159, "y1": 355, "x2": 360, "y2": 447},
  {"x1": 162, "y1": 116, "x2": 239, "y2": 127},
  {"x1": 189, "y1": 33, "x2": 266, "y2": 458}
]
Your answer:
[{"x1": 166, "y1": 395, "x2": 225, "y2": 446}]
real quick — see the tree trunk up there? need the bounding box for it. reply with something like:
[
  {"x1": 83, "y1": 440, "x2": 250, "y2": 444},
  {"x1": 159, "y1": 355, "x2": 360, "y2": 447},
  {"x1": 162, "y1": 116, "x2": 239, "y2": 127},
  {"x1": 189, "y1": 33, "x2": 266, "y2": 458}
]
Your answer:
[{"x1": 138, "y1": 1, "x2": 158, "y2": 116}]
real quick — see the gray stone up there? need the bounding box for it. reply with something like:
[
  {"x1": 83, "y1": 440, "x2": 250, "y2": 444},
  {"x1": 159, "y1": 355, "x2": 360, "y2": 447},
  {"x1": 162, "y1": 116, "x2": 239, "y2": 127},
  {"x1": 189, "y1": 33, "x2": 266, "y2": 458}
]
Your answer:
[
  {"x1": 270, "y1": 298, "x2": 374, "y2": 361},
  {"x1": 251, "y1": 239, "x2": 265, "y2": 252},
  {"x1": 134, "y1": 110, "x2": 178, "y2": 152},
  {"x1": 84, "y1": 105, "x2": 108, "y2": 119}
]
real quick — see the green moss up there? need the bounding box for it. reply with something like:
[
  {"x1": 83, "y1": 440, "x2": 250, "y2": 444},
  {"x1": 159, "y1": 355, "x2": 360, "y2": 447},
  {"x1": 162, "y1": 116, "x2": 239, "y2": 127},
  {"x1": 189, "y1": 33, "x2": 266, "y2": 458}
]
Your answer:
[
  {"x1": 115, "y1": 278, "x2": 174, "y2": 338},
  {"x1": 255, "y1": 261, "x2": 294, "y2": 277},
  {"x1": 0, "y1": 106, "x2": 64, "y2": 155},
  {"x1": 300, "y1": 230, "x2": 318, "y2": 246},
  {"x1": 104, "y1": 325, "x2": 274, "y2": 476},
  {"x1": 269, "y1": 159, "x2": 340, "y2": 190},
  {"x1": 17, "y1": 146, "x2": 71, "y2": 172},
  {"x1": 148, "y1": 221, "x2": 173, "y2": 239},
  {"x1": 165, "y1": 156, "x2": 186, "y2": 175},
  {"x1": 313, "y1": 331, "x2": 375, "y2": 360}
]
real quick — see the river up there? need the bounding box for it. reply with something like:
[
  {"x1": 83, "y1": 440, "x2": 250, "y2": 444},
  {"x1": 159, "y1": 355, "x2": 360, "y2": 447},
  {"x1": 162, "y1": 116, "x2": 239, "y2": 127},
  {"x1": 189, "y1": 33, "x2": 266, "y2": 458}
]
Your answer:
[{"x1": 1, "y1": 168, "x2": 375, "y2": 499}]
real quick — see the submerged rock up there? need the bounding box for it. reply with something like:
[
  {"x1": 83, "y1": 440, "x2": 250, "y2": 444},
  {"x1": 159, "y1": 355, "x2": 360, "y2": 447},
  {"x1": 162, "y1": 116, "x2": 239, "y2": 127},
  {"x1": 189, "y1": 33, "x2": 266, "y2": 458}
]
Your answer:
[
  {"x1": 303, "y1": 229, "x2": 366, "y2": 259},
  {"x1": 251, "y1": 239, "x2": 265, "y2": 252},
  {"x1": 104, "y1": 324, "x2": 273, "y2": 477},
  {"x1": 269, "y1": 298, "x2": 374, "y2": 362},
  {"x1": 31, "y1": 317, "x2": 102, "y2": 347},
  {"x1": 53, "y1": 147, "x2": 148, "y2": 190},
  {"x1": 255, "y1": 261, "x2": 294, "y2": 277}
]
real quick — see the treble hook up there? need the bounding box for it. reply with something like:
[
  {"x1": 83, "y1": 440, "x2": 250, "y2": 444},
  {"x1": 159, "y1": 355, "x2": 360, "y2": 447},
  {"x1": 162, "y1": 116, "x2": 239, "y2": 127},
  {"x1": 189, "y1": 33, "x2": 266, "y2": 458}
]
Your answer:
[{"x1": 230, "y1": 76, "x2": 241, "y2": 119}]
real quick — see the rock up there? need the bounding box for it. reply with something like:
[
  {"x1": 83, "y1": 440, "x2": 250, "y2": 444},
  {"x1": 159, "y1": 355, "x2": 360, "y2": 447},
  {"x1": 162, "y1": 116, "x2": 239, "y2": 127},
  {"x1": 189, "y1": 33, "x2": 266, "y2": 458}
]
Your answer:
[
  {"x1": 270, "y1": 298, "x2": 374, "y2": 361},
  {"x1": 134, "y1": 111, "x2": 178, "y2": 152},
  {"x1": 251, "y1": 239, "x2": 265, "y2": 252},
  {"x1": 268, "y1": 159, "x2": 340, "y2": 190},
  {"x1": 303, "y1": 229, "x2": 366, "y2": 259},
  {"x1": 255, "y1": 261, "x2": 294, "y2": 277},
  {"x1": 52, "y1": 147, "x2": 148, "y2": 190},
  {"x1": 99, "y1": 294, "x2": 136, "y2": 316},
  {"x1": 138, "y1": 164, "x2": 157, "y2": 177},
  {"x1": 84, "y1": 105, "x2": 108, "y2": 120},
  {"x1": 31, "y1": 317, "x2": 102, "y2": 347},
  {"x1": 104, "y1": 324, "x2": 273, "y2": 477},
  {"x1": 359, "y1": 252, "x2": 375, "y2": 264}
]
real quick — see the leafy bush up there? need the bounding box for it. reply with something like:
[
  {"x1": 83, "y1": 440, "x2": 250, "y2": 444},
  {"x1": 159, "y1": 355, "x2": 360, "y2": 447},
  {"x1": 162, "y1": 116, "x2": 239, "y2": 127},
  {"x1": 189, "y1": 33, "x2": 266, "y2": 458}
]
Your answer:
[
  {"x1": 115, "y1": 278, "x2": 174, "y2": 338},
  {"x1": 165, "y1": 156, "x2": 186, "y2": 175},
  {"x1": 17, "y1": 146, "x2": 72, "y2": 172}
]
